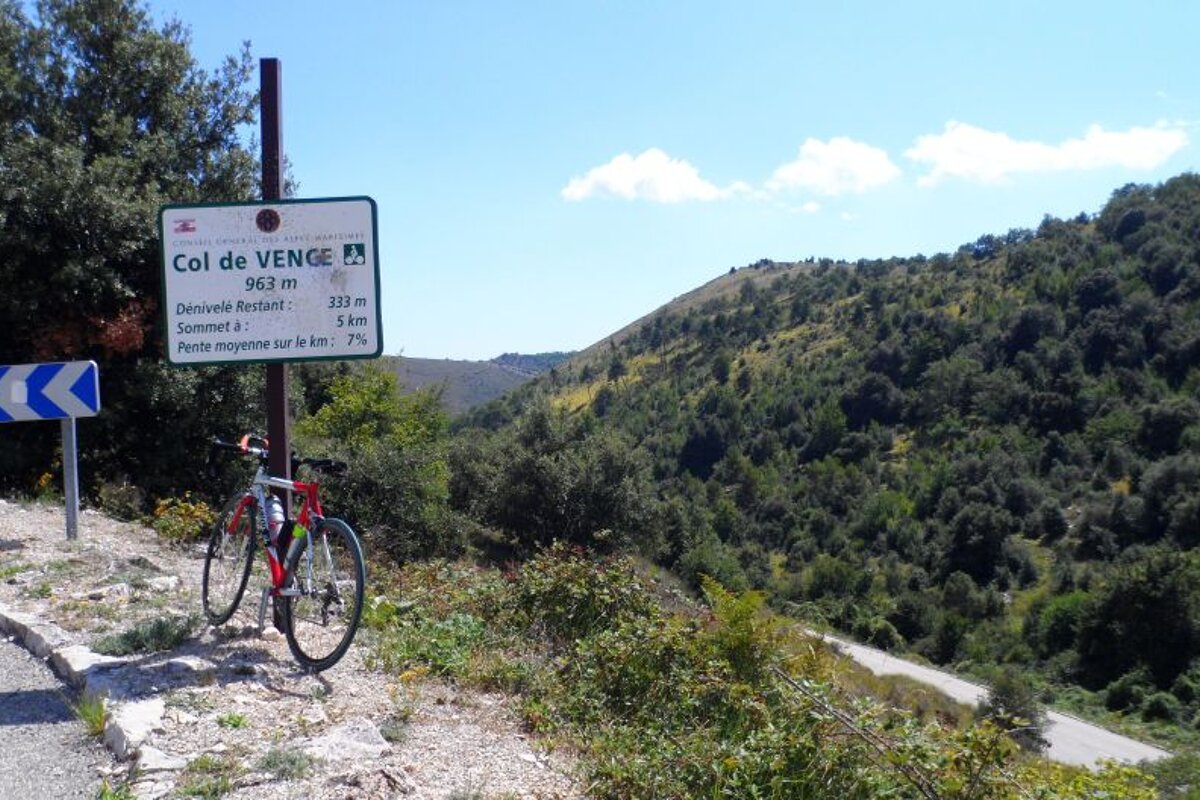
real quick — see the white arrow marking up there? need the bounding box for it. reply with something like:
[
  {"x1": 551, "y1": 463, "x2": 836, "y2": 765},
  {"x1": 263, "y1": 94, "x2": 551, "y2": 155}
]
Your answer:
[{"x1": 43, "y1": 362, "x2": 97, "y2": 418}]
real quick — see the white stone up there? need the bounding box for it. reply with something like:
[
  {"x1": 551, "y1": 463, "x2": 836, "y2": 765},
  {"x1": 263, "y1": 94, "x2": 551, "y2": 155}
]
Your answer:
[
  {"x1": 300, "y1": 704, "x2": 328, "y2": 725},
  {"x1": 50, "y1": 644, "x2": 125, "y2": 689},
  {"x1": 105, "y1": 697, "x2": 166, "y2": 760},
  {"x1": 163, "y1": 656, "x2": 215, "y2": 677},
  {"x1": 23, "y1": 621, "x2": 74, "y2": 658},
  {"x1": 88, "y1": 583, "x2": 131, "y2": 600},
  {"x1": 131, "y1": 779, "x2": 173, "y2": 800},
  {"x1": 137, "y1": 745, "x2": 188, "y2": 773},
  {"x1": 147, "y1": 576, "x2": 179, "y2": 593},
  {"x1": 303, "y1": 718, "x2": 390, "y2": 762}
]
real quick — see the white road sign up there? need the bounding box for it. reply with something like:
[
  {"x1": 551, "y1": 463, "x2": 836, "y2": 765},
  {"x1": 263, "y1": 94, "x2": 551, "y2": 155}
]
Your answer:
[{"x1": 159, "y1": 197, "x2": 381, "y2": 365}]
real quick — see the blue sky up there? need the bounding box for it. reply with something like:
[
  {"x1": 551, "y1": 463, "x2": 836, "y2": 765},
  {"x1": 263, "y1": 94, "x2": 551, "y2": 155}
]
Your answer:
[{"x1": 146, "y1": 0, "x2": 1198, "y2": 360}]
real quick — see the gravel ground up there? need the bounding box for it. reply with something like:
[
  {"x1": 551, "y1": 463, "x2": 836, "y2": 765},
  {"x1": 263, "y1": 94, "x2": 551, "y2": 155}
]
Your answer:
[
  {"x1": 0, "y1": 636, "x2": 111, "y2": 799},
  {"x1": 0, "y1": 499, "x2": 582, "y2": 799}
]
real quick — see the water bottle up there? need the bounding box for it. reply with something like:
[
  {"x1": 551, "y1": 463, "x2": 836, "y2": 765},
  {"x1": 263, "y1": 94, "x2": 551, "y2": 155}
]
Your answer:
[{"x1": 266, "y1": 494, "x2": 285, "y2": 545}]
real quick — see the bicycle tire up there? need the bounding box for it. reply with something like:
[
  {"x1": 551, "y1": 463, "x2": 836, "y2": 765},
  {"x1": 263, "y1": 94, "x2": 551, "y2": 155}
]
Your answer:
[
  {"x1": 283, "y1": 517, "x2": 365, "y2": 672},
  {"x1": 202, "y1": 492, "x2": 257, "y2": 625}
]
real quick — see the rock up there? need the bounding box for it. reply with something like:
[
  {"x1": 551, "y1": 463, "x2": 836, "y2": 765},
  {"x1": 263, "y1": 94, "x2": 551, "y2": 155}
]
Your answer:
[
  {"x1": 303, "y1": 718, "x2": 391, "y2": 762},
  {"x1": 87, "y1": 583, "x2": 131, "y2": 600},
  {"x1": 137, "y1": 745, "x2": 188, "y2": 773},
  {"x1": 341, "y1": 767, "x2": 417, "y2": 796},
  {"x1": 163, "y1": 656, "x2": 216, "y2": 678},
  {"x1": 147, "y1": 576, "x2": 179, "y2": 593},
  {"x1": 300, "y1": 703, "x2": 328, "y2": 725},
  {"x1": 105, "y1": 697, "x2": 166, "y2": 760},
  {"x1": 131, "y1": 779, "x2": 173, "y2": 800},
  {"x1": 0, "y1": 606, "x2": 73, "y2": 658},
  {"x1": 165, "y1": 707, "x2": 198, "y2": 725},
  {"x1": 50, "y1": 644, "x2": 125, "y2": 689}
]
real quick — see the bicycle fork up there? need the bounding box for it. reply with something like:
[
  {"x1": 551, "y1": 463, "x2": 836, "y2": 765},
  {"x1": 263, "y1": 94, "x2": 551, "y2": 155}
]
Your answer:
[{"x1": 255, "y1": 528, "x2": 310, "y2": 632}]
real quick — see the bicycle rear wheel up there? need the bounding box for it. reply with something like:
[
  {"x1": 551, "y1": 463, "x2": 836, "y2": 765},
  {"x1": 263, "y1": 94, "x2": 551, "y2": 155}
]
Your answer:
[
  {"x1": 283, "y1": 518, "x2": 365, "y2": 672},
  {"x1": 202, "y1": 493, "x2": 257, "y2": 625}
]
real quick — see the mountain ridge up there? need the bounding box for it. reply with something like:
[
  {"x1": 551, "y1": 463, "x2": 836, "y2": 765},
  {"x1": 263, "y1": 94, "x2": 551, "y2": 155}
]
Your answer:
[{"x1": 456, "y1": 173, "x2": 1200, "y2": 753}]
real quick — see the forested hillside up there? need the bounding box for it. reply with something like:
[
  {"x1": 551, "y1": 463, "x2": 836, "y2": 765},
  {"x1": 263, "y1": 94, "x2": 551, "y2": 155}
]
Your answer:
[{"x1": 456, "y1": 174, "x2": 1200, "y2": 743}]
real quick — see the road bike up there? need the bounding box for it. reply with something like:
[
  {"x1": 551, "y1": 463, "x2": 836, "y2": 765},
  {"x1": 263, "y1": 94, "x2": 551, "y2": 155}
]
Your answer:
[{"x1": 202, "y1": 434, "x2": 366, "y2": 672}]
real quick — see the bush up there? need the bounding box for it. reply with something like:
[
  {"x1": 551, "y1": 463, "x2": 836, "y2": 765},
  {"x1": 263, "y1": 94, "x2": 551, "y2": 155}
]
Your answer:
[
  {"x1": 1105, "y1": 670, "x2": 1151, "y2": 712},
  {"x1": 510, "y1": 543, "x2": 655, "y2": 646},
  {"x1": 151, "y1": 495, "x2": 214, "y2": 542},
  {"x1": 95, "y1": 479, "x2": 146, "y2": 522},
  {"x1": 94, "y1": 614, "x2": 199, "y2": 656},
  {"x1": 978, "y1": 666, "x2": 1048, "y2": 752},
  {"x1": 1142, "y1": 691, "x2": 1182, "y2": 722}
]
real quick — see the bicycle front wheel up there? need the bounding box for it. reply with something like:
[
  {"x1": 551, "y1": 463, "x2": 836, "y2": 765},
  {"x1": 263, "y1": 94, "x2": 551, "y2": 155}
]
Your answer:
[
  {"x1": 202, "y1": 493, "x2": 257, "y2": 625},
  {"x1": 283, "y1": 518, "x2": 365, "y2": 672}
]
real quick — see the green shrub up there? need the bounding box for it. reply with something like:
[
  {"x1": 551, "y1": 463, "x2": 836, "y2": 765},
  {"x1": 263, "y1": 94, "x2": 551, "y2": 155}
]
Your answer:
[
  {"x1": 1105, "y1": 670, "x2": 1151, "y2": 712},
  {"x1": 371, "y1": 611, "x2": 485, "y2": 677},
  {"x1": 510, "y1": 542, "x2": 655, "y2": 645},
  {"x1": 95, "y1": 479, "x2": 146, "y2": 521},
  {"x1": 94, "y1": 614, "x2": 198, "y2": 656},
  {"x1": 73, "y1": 693, "x2": 107, "y2": 737},
  {"x1": 1143, "y1": 691, "x2": 1183, "y2": 722},
  {"x1": 152, "y1": 495, "x2": 215, "y2": 542},
  {"x1": 177, "y1": 753, "x2": 238, "y2": 799},
  {"x1": 256, "y1": 747, "x2": 315, "y2": 781},
  {"x1": 978, "y1": 666, "x2": 1048, "y2": 752}
]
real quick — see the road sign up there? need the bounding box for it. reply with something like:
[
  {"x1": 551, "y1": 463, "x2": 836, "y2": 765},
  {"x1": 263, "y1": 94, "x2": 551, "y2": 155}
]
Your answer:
[
  {"x1": 159, "y1": 197, "x2": 382, "y2": 365},
  {"x1": 0, "y1": 361, "x2": 100, "y2": 422},
  {"x1": 0, "y1": 360, "x2": 100, "y2": 540}
]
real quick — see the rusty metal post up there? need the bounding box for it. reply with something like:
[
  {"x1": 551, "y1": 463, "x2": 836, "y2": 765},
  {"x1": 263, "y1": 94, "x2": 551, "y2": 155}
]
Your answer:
[{"x1": 261, "y1": 58, "x2": 290, "y2": 485}]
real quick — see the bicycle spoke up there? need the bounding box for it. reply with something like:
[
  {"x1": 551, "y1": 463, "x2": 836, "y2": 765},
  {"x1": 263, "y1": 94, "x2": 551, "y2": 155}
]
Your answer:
[
  {"x1": 202, "y1": 494, "x2": 256, "y2": 625},
  {"x1": 284, "y1": 518, "x2": 364, "y2": 671}
]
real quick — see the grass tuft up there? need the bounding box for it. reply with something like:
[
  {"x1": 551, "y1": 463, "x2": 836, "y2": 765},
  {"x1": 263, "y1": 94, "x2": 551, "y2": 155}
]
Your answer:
[
  {"x1": 73, "y1": 692, "x2": 107, "y2": 737},
  {"x1": 93, "y1": 613, "x2": 198, "y2": 656},
  {"x1": 215, "y1": 712, "x2": 247, "y2": 729},
  {"x1": 256, "y1": 746, "x2": 316, "y2": 781}
]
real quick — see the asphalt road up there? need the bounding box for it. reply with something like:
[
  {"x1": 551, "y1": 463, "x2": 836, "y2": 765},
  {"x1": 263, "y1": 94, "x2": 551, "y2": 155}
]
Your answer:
[
  {"x1": 0, "y1": 637, "x2": 110, "y2": 799},
  {"x1": 819, "y1": 632, "x2": 1173, "y2": 768}
]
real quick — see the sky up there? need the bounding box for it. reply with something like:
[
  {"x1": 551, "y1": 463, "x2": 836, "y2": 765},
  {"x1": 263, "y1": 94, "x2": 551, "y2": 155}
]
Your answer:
[{"x1": 145, "y1": 0, "x2": 1199, "y2": 361}]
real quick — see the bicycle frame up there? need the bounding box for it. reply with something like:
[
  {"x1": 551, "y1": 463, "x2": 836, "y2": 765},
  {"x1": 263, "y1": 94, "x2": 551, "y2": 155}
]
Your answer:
[{"x1": 226, "y1": 465, "x2": 327, "y2": 622}]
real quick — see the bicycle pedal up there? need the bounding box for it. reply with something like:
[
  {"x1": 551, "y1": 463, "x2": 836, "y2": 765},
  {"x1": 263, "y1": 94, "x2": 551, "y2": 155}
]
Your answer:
[{"x1": 272, "y1": 601, "x2": 286, "y2": 633}]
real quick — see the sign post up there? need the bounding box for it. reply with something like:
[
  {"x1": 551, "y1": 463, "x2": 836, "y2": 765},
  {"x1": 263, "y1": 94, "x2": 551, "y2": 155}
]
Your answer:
[
  {"x1": 261, "y1": 58, "x2": 290, "y2": 485},
  {"x1": 159, "y1": 59, "x2": 381, "y2": 491},
  {"x1": 0, "y1": 361, "x2": 101, "y2": 539}
]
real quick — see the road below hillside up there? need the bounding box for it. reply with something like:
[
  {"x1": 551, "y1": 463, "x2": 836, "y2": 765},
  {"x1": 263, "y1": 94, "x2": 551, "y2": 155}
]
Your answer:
[
  {"x1": 817, "y1": 632, "x2": 1173, "y2": 768},
  {"x1": 0, "y1": 637, "x2": 109, "y2": 799}
]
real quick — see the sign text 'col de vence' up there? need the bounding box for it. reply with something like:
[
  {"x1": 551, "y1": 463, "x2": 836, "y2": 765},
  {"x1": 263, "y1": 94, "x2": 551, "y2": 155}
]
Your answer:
[{"x1": 159, "y1": 197, "x2": 382, "y2": 366}]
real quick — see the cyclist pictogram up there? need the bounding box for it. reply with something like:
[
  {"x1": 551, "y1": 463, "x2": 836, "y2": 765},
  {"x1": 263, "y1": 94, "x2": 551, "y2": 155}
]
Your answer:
[{"x1": 343, "y1": 243, "x2": 366, "y2": 265}]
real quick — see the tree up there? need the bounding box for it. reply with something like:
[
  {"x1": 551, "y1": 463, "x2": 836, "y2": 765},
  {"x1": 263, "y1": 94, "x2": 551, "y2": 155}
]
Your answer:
[{"x1": 0, "y1": 0, "x2": 261, "y2": 499}]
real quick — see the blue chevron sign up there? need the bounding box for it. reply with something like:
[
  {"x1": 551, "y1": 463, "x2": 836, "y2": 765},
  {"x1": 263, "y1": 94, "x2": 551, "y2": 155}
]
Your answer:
[{"x1": 0, "y1": 361, "x2": 100, "y2": 422}]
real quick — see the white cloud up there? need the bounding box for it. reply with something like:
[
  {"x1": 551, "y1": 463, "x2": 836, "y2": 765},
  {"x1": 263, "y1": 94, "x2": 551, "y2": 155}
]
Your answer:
[
  {"x1": 801, "y1": 201, "x2": 821, "y2": 213},
  {"x1": 907, "y1": 121, "x2": 1190, "y2": 186},
  {"x1": 767, "y1": 137, "x2": 901, "y2": 196},
  {"x1": 561, "y1": 148, "x2": 742, "y2": 203}
]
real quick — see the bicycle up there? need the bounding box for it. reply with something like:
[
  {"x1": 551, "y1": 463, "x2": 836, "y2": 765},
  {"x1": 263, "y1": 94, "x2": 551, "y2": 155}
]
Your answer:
[{"x1": 202, "y1": 434, "x2": 366, "y2": 672}]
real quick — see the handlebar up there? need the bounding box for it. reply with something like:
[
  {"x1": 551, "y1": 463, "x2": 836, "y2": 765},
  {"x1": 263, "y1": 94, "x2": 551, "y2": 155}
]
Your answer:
[{"x1": 208, "y1": 435, "x2": 347, "y2": 476}]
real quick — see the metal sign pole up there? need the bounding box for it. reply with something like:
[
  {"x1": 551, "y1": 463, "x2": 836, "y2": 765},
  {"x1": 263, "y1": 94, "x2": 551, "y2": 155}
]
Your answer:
[
  {"x1": 61, "y1": 417, "x2": 79, "y2": 540},
  {"x1": 261, "y1": 58, "x2": 291, "y2": 486}
]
